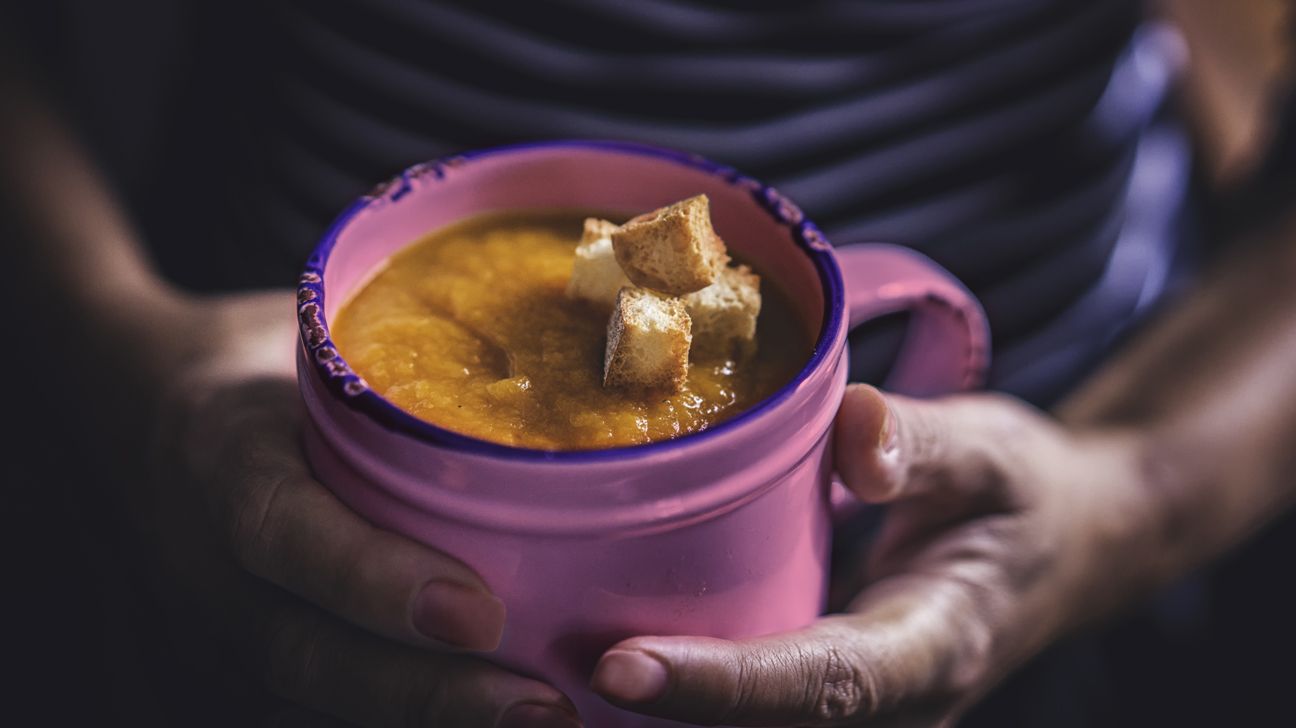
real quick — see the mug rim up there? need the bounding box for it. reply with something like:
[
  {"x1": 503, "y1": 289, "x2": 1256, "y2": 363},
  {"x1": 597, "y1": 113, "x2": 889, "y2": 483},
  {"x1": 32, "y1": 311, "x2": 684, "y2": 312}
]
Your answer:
[{"x1": 297, "y1": 139, "x2": 845, "y2": 462}]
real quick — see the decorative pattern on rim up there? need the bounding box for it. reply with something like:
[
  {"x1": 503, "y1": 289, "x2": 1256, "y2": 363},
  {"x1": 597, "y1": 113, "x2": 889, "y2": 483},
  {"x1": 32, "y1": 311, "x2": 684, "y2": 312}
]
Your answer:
[{"x1": 296, "y1": 140, "x2": 845, "y2": 462}]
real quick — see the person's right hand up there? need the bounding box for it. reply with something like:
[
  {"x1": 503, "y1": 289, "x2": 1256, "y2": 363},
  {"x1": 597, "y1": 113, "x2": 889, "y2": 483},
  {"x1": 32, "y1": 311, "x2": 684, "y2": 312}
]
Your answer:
[
  {"x1": 589, "y1": 385, "x2": 1156, "y2": 727},
  {"x1": 135, "y1": 290, "x2": 582, "y2": 728}
]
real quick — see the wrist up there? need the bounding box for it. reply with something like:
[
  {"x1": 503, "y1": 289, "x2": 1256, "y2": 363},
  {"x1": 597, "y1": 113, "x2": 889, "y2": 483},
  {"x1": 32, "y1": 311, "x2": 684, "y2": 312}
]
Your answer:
[
  {"x1": 1052, "y1": 426, "x2": 1185, "y2": 633},
  {"x1": 84, "y1": 277, "x2": 203, "y2": 382},
  {"x1": 52, "y1": 273, "x2": 207, "y2": 459}
]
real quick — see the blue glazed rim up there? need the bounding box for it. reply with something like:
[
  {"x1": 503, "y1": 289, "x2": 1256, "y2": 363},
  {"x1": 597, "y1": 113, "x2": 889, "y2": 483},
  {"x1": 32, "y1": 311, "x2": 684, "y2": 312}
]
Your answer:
[{"x1": 297, "y1": 139, "x2": 845, "y2": 463}]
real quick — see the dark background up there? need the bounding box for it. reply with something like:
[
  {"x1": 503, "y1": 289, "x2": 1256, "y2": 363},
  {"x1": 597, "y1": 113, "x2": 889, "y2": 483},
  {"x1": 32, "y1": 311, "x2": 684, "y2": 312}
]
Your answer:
[{"x1": 6, "y1": 1, "x2": 1296, "y2": 725}]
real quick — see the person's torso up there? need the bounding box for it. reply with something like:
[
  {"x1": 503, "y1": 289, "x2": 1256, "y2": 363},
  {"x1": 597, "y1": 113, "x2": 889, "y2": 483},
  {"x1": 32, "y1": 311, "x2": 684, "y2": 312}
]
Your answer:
[{"x1": 120, "y1": 0, "x2": 1190, "y2": 405}]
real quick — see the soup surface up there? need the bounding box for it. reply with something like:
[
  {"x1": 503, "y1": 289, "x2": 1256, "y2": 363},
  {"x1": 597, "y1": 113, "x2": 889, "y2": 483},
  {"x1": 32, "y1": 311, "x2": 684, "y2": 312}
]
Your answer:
[{"x1": 331, "y1": 210, "x2": 810, "y2": 449}]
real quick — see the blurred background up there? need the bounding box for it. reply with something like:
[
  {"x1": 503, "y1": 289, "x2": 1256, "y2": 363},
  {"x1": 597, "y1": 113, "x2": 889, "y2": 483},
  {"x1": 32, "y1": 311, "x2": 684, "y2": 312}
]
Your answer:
[{"x1": 4, "y1": 0, "x2": 1294, "y2": 725}]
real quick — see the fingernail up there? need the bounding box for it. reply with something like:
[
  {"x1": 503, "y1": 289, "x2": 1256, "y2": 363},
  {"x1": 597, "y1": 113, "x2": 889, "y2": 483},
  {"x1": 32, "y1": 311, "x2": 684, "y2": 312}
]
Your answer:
[
  {"x1": 497, "y1": 702, "x2": 583, "y2": 728},
  {"x1": 590, "y1": 649, "x2": 669, "y2": 704},
  {"x1": 412, "y1": 579, "x2": 505, "y2": 651},
  {"x1": 878, "y1": 399, "x2": 898, "y2": 453}
]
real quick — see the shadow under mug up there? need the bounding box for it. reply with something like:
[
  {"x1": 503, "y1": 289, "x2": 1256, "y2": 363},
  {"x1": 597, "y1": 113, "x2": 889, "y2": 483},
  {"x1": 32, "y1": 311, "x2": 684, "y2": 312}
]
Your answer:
[{"x1": 296, "y1": 141, "x2": 990, "y2": 728}]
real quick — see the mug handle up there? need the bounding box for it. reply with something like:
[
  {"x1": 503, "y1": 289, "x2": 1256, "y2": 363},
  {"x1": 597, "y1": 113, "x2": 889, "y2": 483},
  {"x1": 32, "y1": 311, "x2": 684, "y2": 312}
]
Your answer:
[
  {"x1": 837, "y1": 243, "x2": 990, "y2": 395},
  {"x1": 829, "y1": 243, "x2": 991, "y2": 516}
]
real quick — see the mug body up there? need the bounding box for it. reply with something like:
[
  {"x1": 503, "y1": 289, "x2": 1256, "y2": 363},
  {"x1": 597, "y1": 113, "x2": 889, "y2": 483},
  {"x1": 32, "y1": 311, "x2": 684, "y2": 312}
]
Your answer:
[{"x1": 297, "y1": 141, "x2": 851, "y2": 726}]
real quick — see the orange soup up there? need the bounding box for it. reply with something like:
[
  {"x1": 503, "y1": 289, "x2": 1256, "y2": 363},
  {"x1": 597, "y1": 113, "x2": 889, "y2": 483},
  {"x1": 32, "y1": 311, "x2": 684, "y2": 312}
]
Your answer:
[{"x1": 331, "y1": 210, "x2": 810, "y2": 449}]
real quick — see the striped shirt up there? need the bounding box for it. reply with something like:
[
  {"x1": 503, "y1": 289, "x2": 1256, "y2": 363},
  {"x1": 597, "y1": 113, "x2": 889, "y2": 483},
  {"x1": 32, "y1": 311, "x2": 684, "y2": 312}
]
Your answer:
[{"x1": 118, "y1": 0, "x2": 1190, "y2": 404}]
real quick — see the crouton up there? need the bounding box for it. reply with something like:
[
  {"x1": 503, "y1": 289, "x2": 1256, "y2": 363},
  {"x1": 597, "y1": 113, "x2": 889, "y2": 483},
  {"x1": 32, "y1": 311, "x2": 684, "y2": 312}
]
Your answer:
[
  {"x1": 565, "y1": 218, "x2": 631, "y2": 310},
  {"x1": 603, "y1": 287, "x2": 692, "y2": 391},
  {"x1": 611, "y1": 194, "x2": 729, "y2": 295},
  {"x1": 685, "y1": 264, "x2": 762, "y2": 360}
]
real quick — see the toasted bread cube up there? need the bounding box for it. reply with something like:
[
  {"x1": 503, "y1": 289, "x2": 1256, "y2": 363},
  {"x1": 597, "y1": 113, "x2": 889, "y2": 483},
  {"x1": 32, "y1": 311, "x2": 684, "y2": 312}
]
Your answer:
[
  {"x1": 685, "y1": 264, "x2": 761, "y2": 360},
  {"x1": 611, "y1": 194, "x2": 728, "y2": 295},
  {"x1": 566, "y1": 218, "x2": 631, "y2": 310},
  {"x1": 603, "y1": 287, "x2": 692, "y2": 391}
]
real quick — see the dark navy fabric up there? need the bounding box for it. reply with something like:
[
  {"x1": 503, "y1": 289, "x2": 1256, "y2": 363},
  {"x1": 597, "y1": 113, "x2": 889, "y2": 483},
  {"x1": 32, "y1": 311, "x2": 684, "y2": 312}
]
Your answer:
[
  {"x1": 125, "y1": 0, "x2": 1189, "y2": 406},
  {"x1": 12, "y1": 1, "x2": 1191, "y2": 404}
]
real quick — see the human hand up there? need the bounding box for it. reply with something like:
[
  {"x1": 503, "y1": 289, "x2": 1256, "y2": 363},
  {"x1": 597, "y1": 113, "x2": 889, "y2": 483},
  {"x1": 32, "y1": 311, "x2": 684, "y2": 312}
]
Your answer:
[
  {"x1": 590, "y1": 384, "x2": 1151, "y2": 726},
  {"x1": 137, "y1": 291, "x2": 582, "y2": 728}
]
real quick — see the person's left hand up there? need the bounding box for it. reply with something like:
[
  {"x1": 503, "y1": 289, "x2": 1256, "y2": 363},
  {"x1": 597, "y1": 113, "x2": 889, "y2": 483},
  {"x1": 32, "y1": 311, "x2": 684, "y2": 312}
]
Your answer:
[
  {"x1": 589, "y1": 384, "x2": 1153, "y2": 727},
  {"x1": 135, "y1": 290, "x2": 581, "y2": 727}
]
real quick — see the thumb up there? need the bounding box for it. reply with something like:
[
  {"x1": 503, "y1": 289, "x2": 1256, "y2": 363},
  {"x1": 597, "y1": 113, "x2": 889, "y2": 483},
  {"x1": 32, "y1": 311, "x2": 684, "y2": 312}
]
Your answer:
[{"x1": 590, "y1": 576, "x2": 970, "y2": 726}]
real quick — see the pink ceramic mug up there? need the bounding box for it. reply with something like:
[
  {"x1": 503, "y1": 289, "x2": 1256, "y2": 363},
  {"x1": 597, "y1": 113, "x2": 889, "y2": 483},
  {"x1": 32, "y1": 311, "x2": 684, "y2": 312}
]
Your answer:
[{"x1": 296, "y1": 141, "x2": 989, "y2": 727}]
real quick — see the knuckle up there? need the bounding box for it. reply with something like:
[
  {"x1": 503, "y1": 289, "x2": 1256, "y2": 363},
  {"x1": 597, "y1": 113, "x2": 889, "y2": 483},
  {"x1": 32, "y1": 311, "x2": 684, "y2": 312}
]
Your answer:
[
  {"x1": 927, "y1": 580, "x2": 1000, "y2": 699},
  {"x1": 225, "y1": 464, "x2": 294, "y2": 576},
  {"x1": 807, "y1": 643, "x2": 871, "y2": 722}
]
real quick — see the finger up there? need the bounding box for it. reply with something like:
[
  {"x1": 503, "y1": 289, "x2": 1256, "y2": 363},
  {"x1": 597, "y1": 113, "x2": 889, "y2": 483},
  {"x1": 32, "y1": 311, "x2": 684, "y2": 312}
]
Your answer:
[
  {"x1": 241, "y1": 580, "x2": 582, "y2": 728},
  {"x1": 834, "y1": 384, "x2": 1039, "y2": 504},
  {"x1": 833, "y1": 384, "x2": 900, "y2": 502},
  {"x1": 591, "y1": 575, "x2": 975, "y2": 727},
  {"x1": 205, "y1": 385, "x2": 505, "y2": 652}
]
